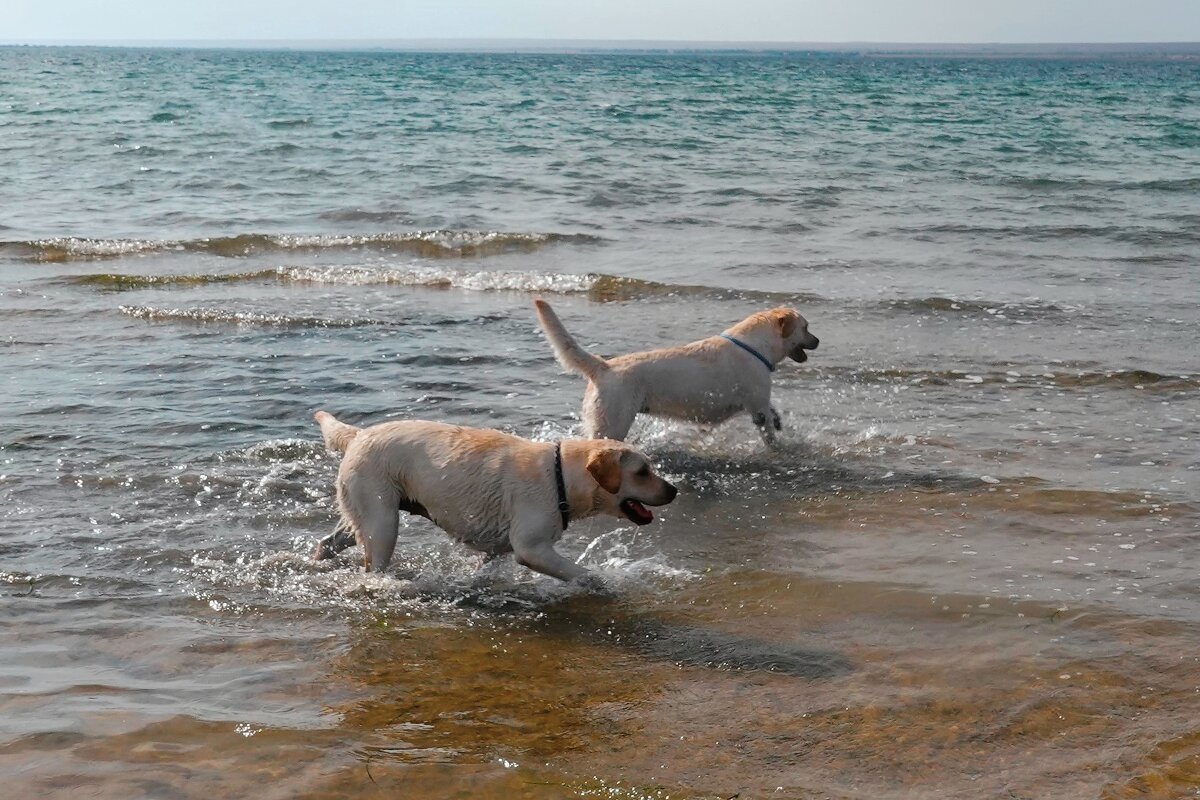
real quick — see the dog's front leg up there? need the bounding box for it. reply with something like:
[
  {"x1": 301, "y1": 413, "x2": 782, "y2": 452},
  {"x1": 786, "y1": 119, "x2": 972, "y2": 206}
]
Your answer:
[
  {"x1": 509, "y1": 516, "x2": 597, "y2": 586},
  {"x1": 749, "y1": 404, "x2": 784, "y2": 447},
  {"x1": 514, "y1": 539, "x2": 590, "y2": 582},
  {"x1": 517, "y1": 544, "x2": 612, "y2": 596}
]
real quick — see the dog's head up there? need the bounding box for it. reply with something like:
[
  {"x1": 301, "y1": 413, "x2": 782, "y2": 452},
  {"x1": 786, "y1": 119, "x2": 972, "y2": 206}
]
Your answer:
[
  {"x1": 584, "y1": 443, "x2": 677, "y2": 525},
  {"x1": 766, "y1": 307, "x2": 820, "y2": 363}
]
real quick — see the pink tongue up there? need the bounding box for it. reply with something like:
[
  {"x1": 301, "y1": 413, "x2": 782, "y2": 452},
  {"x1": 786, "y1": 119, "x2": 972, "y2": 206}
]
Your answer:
[{"x1": 629, "y1": 501, "x2": 652, "y2": 521}]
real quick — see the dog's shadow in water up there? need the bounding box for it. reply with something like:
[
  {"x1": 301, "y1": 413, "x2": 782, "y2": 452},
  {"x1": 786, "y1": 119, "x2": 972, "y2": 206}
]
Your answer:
[{"x1": 448, "y1": 589, "x2": 852, "y2": 680}]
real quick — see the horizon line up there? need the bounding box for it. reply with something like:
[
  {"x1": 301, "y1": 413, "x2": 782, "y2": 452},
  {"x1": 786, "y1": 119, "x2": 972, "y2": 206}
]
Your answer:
[{"x1": 3, "y1": 38, "x2": 1199, "y2": 51}]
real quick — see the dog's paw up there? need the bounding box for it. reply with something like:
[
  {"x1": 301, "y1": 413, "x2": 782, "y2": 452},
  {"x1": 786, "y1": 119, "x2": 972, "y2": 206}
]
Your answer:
[{"x1": 573, "y1": 572, "x2": 617, "y2": 598}]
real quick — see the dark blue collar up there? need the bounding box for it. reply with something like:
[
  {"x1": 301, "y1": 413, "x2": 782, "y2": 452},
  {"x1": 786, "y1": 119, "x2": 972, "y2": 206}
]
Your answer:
[
  {"x1": 553, "y1": 443, "x2": 570, "y2": 530},
  {"x1": 719, "y1": 333, "x2": 775, "y2": 372}
]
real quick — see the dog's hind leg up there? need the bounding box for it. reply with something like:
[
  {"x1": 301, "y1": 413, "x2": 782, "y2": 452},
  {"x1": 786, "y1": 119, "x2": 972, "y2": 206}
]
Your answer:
[
  {"x1": 582, "y1": 381, "x2": 638, "y2": 441},
  {"x1": 337, "y1": 472, "x2": 401, "y2": 572},
  {"x1": 311, "y1": 519, "x2": 358, "y2": 560}
]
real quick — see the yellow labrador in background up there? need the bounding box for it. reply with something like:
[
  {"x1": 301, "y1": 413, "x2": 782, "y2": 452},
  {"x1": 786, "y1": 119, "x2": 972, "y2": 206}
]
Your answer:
[
  {"x1": 311, "y1": 411, "x2": 677, "y2": 585},
  {"x1": 533, "y1": 299, "x2": 819, "y2": 445}
]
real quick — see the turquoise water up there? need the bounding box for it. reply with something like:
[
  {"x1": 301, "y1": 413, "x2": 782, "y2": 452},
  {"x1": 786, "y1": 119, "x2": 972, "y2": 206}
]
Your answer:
[{"x1": 2, "y1": 47, "x2": 1199, "y2": 798}]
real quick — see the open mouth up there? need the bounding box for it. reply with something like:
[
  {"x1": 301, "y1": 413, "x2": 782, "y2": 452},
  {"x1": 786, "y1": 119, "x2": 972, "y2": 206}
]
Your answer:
[
  {"x1": 619, "y1": 498, "x2": 655, "y2": 525},
  {"x1": 791, "y1": 338, "x2": 818, "y2": 363}
]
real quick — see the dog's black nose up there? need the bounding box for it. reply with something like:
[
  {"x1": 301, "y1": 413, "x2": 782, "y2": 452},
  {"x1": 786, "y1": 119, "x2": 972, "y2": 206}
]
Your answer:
[
  {"x1": 809, "y1": 336, "x2": 819, "y2": 349},
  {"x1": 664, "y1": 482, "x2": 679, "y2": 502}
]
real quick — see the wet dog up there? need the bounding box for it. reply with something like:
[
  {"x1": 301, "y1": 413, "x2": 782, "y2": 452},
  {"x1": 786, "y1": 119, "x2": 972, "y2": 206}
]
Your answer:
[
  {"x1": 533, "y1": 299, "x2": 819, "y2": 445},
  {"x1": 311, "y1": 411, "x2": 677, "y2": 586}
]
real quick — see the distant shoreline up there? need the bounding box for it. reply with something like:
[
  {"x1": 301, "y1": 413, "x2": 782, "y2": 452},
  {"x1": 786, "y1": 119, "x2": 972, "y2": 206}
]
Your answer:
[{"x1": 2, "y1": 39, "x2": 1199, "y2": 59}]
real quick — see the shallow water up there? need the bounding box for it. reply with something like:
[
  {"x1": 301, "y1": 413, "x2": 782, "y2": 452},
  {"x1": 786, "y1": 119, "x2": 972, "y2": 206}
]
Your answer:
[{"x1": 2, "y1": 46, "x2": 1199, "y2": 798}]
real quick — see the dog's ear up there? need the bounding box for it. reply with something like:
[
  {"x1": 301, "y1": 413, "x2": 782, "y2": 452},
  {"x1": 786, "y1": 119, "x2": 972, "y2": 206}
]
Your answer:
[
  {"x1": 586, "y1": 448, "x2": 623, "y2": 495},
  {"x1": 773, "y1": 308, "x2": 798, "y2": 339}
]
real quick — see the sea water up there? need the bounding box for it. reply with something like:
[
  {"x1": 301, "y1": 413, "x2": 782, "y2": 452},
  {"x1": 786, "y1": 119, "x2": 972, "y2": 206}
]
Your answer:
[{"x1": 1, "y1": 46, "x2": 1199, "y2": 798}]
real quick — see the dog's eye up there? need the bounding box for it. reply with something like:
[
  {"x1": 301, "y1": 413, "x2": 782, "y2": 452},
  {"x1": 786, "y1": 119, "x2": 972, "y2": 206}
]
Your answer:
[{"x1": 636, "y1": 465, "x2": 650, "y2": 477}]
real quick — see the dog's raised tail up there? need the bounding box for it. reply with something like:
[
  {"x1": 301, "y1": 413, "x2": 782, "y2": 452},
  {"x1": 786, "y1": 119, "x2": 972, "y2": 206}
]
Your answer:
[
  {"x1": 314, "y1": 410, "x2": 361, "y2": 453},
  {"x1": 533, "y1": 298, "x2": 609, "y2": 380}
]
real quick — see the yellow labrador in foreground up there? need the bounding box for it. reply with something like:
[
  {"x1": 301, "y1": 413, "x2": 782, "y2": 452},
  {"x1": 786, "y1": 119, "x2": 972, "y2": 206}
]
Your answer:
[
  {"x1": 534, "y1": 299, "x2": 819, "y2": 445},
  {"x1": 311, "y1": 411, "x2": 677, "y2": 585}
]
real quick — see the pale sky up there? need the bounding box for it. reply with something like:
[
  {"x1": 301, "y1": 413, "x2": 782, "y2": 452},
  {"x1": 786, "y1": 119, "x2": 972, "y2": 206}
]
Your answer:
[{"x1": 5, "y1": 0, "x2": 1200, "y2": 44}]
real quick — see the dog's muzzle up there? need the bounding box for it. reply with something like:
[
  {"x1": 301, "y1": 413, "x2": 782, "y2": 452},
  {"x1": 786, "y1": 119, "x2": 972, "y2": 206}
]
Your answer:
[
  {"x1": 619, "y1": 482, "x2": 677, "y2": 525},
  {"x1": 620, "y1": 499, "x2": 655, "y2": 525},
  {"x1": 790, "y1": 335, "x2": 819, "y2": 363}
]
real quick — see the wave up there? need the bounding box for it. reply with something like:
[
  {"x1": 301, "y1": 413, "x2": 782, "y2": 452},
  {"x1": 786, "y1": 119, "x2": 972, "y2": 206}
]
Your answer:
[
  {"x1": 1000, "y1": 176, "x2": 1200, "y2": 193},
  {"x1": 805, "y1": 366, "x2": 1198, "y2": 392},
  {"x1": 318, "y1": 208, "x2": 413, "y2": 223},
  {"x1": 1050, "y1": 369, "x2": 1199, "y2": 391},
  {"x1": 878, "y1": 295, "x2": 1081, "y2": 320},
  {"x1": 79, "y1": 271, "x2": 272, "y2": 290},
  {"x1": 118, "y1": 305, "x2": 382, "y2": 328},
  {"x1": 265, "y1": 118, "x2": 312, "y2": 128},
  {"x1": 281, "y1": 265, "x2": 605, "y2": 294},
  {"x1": 880, "y1": 221, "x2": 1200, "y2": 246},
  {"x1": 81, "y1": 266, "x2": 603, "y2": 294},
  {"x1": 884, "y1": 222, "x2": 1112, "y2": 241},
  {"x1": 74, "y1": 265, "x2": 825, "y2": 305},
  {"x1": 2, "y1": 230, "x2": 602, "y2": 262}
]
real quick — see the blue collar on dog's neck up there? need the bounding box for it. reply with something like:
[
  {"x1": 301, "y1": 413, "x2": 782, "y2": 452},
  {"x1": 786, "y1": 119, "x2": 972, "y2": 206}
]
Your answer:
[
  {"x1": 554, "y1": 443, "x2": 570, "y2": 530},
  {"x1": 719, "y1": 333, "x2": 775, "y2": 372}
]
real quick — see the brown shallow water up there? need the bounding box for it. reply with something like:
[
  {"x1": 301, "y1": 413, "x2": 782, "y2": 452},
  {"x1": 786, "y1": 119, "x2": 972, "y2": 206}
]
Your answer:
[
  {"x1": 6, "y1": 583, "x2": 1199, "y2": 799},
  {"x1": 5, "y1": 485, "x2": 1200, "y2": 799}
]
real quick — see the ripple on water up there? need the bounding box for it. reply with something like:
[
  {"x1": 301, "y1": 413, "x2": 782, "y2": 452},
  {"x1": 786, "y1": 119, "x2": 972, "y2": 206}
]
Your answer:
[{"x1": 5, "y1": 230, "x2": 604, "y2": 262}]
